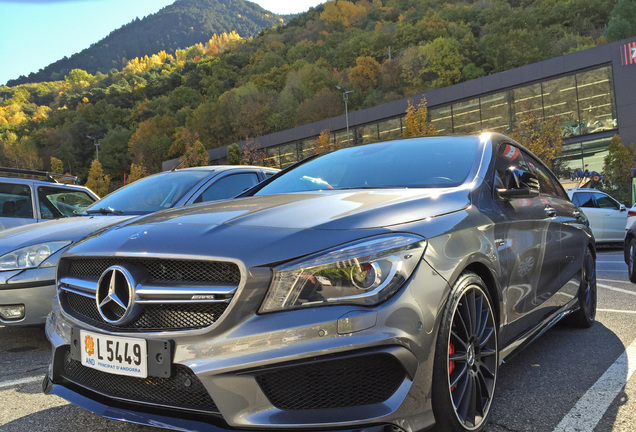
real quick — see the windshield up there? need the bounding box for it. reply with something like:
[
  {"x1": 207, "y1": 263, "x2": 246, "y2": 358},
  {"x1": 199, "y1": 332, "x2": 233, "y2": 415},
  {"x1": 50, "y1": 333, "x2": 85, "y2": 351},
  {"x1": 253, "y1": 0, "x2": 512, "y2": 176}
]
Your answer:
[
  {"x1": 254, "y1": 137, "x2": 480, "y2": 195},
  {"x1": 83, "y1": 170, "x2": 212, "y2": 215}
]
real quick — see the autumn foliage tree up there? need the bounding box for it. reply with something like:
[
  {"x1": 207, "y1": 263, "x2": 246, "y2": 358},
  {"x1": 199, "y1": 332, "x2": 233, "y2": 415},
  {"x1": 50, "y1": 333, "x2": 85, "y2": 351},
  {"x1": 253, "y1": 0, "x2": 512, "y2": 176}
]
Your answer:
[
  {"x1": 127, "y1": 163, "x2": 148, "y2": 184},
  {"x1": 177, "y1": 130, "x2": 210, "y2": 168},
  {"x1": 85, "y1": 159, "x2": 111, "y2": 197},
  {"x1": 403, "y1": 98, "x2": 437, "y2": 138}
]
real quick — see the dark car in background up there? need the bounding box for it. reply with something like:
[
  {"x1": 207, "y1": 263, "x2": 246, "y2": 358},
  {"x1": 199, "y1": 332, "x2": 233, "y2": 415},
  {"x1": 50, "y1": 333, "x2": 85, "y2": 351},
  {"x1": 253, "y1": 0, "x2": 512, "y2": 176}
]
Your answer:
[
  {"x1": 0, "y1": 167, "x2": 98, "y2": 230},
  {"x1": 44, "y1": 134, "x2": 595, "y2": 432},
  {"x1": 0, "y1": 165, "x2": 277, "y2": 325}
]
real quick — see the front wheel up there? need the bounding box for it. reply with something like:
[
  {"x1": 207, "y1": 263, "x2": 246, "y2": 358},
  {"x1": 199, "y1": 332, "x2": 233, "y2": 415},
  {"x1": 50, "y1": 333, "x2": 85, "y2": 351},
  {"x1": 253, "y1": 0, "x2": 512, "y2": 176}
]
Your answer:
[
  {"x1": 628, "y1": 238, "x2": 636, "y2": 283},
  {"x1": 568, "y1": 248, "x2": 597, "y2": 328},
  {"x1": 432, "y1": 272, "x2": 498, "y2": 432}
]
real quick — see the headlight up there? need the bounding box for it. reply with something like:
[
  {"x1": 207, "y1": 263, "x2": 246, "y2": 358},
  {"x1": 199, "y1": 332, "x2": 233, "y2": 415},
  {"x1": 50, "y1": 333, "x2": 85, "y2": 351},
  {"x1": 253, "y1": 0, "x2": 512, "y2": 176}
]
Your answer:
[
  {"x1": 0, "y1": 241, "x2": 71, "y2": 271},
  {"x1": 260, "y1": 234, "x2": 426, "y2": 313}
]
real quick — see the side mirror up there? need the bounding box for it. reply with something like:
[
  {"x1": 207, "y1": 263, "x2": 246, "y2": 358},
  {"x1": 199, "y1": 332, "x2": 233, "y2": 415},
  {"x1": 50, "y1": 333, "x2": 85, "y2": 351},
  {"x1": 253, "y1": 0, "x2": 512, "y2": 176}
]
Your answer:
[
  {"x1": 497, "y1": 167, "x2": 540, "y2": 199},
  {"x1": 620, "y1": 204, "x2": 626, "y2": 212}
]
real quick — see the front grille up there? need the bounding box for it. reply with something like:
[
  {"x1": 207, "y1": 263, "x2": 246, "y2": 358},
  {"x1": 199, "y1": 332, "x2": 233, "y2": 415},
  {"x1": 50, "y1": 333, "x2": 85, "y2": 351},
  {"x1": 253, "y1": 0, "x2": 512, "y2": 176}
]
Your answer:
[
  {"x1": 66, "y1": 258, "x2": 241, "y2": 285},
  {"x1": 61, "y1": 291, "x2": 228, "y2": 332},
  {"x1": 61, "y1": 347, "x2": 218, "y2": 413},
  {"x1": 255, "y1": 353, "x2": 406, "y2": 410}
]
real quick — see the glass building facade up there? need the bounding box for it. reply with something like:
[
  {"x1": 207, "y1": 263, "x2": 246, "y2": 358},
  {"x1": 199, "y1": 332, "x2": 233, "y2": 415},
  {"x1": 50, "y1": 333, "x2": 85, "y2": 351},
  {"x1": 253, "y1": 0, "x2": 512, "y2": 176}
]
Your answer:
[{"x1": 259, "y1": 65, "x2": 617, "y2": 180}]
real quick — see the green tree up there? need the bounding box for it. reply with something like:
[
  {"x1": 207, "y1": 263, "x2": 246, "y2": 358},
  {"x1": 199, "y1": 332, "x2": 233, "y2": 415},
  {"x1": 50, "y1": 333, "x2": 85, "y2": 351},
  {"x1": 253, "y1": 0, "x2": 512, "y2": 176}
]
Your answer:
[
  {"x1": 85, "y1": 159, "x2": 111, "y2": 197},
  {"x1": 50, "y1": 156, "x2": 64, "y2": 174},
  {"x1": 600, "y1": 135, "x2": 635, "y2": 204},
  {"x1": 227, "y1": 143, "x2": 243, "y2": 165}
]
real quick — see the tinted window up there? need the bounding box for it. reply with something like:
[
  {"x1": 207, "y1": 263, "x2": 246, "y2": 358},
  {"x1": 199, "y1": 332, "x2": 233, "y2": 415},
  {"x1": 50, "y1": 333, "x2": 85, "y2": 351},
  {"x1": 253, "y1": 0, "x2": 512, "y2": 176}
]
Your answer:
[
  {"x1": 195, "y1": 173, "x2": 259, "y2": 203},
  {"x1": 0, "y1": 183, "x2": 32, "y2": 218},
  {"x1": 593, "y1": 192, "x2": 620, "y2": 210},
  {"x1": 572, "y1": 192, "x2": 595, "y2": 208},
  {"x1": 85, "y1": 170, "x2": 211, "y2": 214},
  {"x1": 254, "y1": 138, "x2": 479, "y2": 195}
]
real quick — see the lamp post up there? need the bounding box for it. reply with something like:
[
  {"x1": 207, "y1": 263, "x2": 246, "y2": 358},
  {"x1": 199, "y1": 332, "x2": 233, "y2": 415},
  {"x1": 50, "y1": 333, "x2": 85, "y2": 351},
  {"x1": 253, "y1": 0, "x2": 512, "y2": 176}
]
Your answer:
[
  {"x1": 86, "y1": 135, "x2": 103, "y2": 161},
  {"x1": 335, "y1": 85, "x2": 354, "y2": 146}
]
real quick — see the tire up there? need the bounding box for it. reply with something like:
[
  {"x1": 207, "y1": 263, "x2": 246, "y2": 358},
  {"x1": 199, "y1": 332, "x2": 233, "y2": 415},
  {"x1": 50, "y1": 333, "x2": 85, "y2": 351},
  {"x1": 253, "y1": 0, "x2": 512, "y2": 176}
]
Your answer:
[
  {"x1": 432, "y1": 272, "x2": 498, "y2": 432},
  {"x1": 628, "y1": 238, "x2": 636, "y2": 283},
  {"x1": 568, "y1": 248, "x2": 597, "y2": 328}
]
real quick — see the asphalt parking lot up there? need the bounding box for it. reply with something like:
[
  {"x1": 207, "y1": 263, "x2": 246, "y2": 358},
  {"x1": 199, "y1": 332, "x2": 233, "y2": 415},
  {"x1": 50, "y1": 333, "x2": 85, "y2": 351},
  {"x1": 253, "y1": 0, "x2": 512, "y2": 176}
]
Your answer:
[{"x1": 1, "y1": 247, "x2": 635, "y2": 432}]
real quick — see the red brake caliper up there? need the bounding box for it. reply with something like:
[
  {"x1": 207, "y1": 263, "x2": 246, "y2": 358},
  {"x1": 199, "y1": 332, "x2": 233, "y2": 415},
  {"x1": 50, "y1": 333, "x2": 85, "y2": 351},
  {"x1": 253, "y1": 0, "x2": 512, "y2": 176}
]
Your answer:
[{"x1": 449, "y1": 341, "x2": 456, "y2": 390}]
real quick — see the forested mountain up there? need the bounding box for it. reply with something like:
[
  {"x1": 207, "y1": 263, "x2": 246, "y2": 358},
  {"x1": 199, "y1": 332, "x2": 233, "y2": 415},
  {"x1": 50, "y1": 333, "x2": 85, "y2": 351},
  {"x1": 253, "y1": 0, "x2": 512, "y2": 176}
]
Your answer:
[
  {"x1": 2, "y1": 0, "x2": 635, "y2": 190},
  {"x1": 7, "y1": 0, "x2": 287, "y2": 86}
]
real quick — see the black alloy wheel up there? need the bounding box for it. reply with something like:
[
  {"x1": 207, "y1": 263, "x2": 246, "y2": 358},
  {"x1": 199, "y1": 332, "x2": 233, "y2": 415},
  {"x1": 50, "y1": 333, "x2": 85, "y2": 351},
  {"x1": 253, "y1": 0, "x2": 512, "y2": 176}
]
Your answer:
[
  {"x1": 569, "y1": 248, "x2": 597, "y2": 328},
  {"x1": 432, "y1": 272, "x2": 498, "y2": 432}
]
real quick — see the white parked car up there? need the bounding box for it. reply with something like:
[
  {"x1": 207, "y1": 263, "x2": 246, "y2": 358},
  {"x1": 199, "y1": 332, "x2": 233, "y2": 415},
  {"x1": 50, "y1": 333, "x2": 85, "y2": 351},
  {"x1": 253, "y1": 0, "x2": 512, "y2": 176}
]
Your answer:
[
  {"x1": 626, "y1": 203, "x2": 636, "y2": 232},
  {"x1": 566, "y1": 188, "x2": 627, "y2": 242}
]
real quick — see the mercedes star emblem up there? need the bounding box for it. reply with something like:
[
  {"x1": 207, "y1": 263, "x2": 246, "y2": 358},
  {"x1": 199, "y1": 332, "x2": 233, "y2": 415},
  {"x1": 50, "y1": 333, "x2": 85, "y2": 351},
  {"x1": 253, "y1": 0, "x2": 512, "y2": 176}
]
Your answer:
[{"x1": 96, "y1": 265, "x2": 138, "y2": 325}]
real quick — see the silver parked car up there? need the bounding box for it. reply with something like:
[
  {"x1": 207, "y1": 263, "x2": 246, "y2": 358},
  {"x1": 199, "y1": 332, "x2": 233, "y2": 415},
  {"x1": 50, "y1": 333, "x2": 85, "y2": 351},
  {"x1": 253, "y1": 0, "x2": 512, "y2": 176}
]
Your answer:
[
  {"x1": 0, "y1": 167, "x2": 98, "y2": 230},
  {"x1": 44, "y1": 134, "x2": 595, "y2": 432},
  {"x1": 0, "y1": 165, "x2": 277, "y2": 325}
]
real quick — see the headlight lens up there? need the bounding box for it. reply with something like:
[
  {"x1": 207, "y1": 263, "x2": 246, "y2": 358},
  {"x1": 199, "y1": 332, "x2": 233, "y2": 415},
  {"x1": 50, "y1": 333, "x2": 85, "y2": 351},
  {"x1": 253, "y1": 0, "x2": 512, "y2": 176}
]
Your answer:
[
  {"x1": 0, "y1": 241, "x2": 71, "y2": 271},
  {"x1": 260, "y1": 234, "x2": 426, "y2": 313}
]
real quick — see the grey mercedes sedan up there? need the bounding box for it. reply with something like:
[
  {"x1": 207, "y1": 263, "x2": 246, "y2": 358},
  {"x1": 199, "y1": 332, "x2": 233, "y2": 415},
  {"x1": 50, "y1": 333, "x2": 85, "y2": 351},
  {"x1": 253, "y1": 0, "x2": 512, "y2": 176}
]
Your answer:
[{"x1": 44, "y1": 134, "x2": 596, "y2": 432}]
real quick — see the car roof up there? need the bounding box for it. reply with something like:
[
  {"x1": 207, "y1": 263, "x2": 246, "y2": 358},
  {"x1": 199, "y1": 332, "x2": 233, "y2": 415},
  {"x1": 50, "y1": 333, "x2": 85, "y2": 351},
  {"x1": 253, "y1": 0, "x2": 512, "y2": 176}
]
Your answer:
[{"x1": 172, "y1": 165, "x2": 277, "y2": 173}]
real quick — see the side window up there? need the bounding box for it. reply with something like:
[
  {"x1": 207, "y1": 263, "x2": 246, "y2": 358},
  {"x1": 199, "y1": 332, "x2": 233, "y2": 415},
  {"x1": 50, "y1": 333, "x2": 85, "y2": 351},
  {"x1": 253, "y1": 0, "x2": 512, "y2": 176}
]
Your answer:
[
  {"x1": 194, "y1": 173, "x2": 260, "y2": 203},
  {"x1": 494, "y1": 143, "x2": 530, "y2": 189},
  {"x1": 593, "y1": 192, "x2": 620, "y2": 210},
  {"x1": 525, "y1": 159, "x2": 564, "y2": 198},
  {"x1": 572, "y1": 192, "x2": 596, "y2": 208},
  {"x1": 37, "y1": 186, "x2": 96, "y2": 218},
  {"x1": 0, "y1": 183, "x2": 33, "y2": 218}
]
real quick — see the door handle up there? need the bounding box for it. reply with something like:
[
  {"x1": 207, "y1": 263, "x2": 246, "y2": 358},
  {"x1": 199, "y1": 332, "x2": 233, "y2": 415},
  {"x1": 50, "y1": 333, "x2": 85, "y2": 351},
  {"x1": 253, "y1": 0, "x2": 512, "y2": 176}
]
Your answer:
[{"x1": 545, "y1": 206, "x2": 556, "y2": 217}]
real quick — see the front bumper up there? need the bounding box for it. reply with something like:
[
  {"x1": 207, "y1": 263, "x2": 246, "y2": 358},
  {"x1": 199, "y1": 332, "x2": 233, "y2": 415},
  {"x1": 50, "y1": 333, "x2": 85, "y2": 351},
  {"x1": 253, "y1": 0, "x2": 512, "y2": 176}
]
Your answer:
[
  {"x1": 45, "y1": 260, "x2": 449, "y2": 432},
  {"x1": 0, "y1": 267, "x2": 56, "y2": 325}
]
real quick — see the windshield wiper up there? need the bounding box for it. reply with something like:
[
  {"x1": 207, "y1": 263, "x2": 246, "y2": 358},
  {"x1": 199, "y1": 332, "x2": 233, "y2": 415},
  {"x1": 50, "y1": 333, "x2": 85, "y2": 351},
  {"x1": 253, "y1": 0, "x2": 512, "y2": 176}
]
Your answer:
[{"x1": 83, "y1": 207, "x2": 125, "y2": 215}]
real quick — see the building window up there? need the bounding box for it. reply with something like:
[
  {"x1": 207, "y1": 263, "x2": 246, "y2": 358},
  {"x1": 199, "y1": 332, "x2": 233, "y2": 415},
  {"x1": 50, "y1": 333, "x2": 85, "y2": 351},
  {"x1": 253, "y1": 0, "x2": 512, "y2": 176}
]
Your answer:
[
  {"x1": 378, "y1": 118, "x2": 402, "y2": 141},
  {"x1": 541, "y1": 75, "x2": 580, "y2": 137},
  {"x1": 430, "y1": 106, "x2": 453, "y2": 134},
  {"x1": 576, "y1": 66, "x2": 617, "y2": 134},
  {"x1": 480, "y1": 91, "x2": 511, "y2": 134},
  {"x1": 279, "y1": 142, "x2": 299, "y2": 168},
  {"x1": 265, "y1": 146, "x2": 281, "y2": 168},
  {"x1": 512, "y1": 83, "x2": 543, "y2": 123},
  {"x1": 452, "y1": 98, "x2": 481, "y2": 134}
]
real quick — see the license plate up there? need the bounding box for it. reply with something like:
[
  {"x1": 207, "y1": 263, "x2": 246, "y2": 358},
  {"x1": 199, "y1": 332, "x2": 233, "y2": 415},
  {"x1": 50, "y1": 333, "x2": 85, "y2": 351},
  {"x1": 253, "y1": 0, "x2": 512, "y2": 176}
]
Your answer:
[{"x1": 80, "y1": 330, "x2": 148, "y2": 378}]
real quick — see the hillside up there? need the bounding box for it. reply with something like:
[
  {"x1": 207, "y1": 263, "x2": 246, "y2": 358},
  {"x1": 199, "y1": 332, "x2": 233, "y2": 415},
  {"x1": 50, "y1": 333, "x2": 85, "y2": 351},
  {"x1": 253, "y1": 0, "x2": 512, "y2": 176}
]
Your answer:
[
  {"x1": 7, "y1": 0, "x2": 287, "y2": 86},
  {"x1": 2, "y1": 0, "x2": 635, "y2": 188}
]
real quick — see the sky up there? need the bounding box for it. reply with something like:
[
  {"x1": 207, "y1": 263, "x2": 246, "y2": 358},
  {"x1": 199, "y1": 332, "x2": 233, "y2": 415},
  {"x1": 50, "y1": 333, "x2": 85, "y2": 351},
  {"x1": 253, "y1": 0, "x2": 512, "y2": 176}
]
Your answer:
[{"x1": 0, "y1": 0, "x2": 325, "y2": 86}]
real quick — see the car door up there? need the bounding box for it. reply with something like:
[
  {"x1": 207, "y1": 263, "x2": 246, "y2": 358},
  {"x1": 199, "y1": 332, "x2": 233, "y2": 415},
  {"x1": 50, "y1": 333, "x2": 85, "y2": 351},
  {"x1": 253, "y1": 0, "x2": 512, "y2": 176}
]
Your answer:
[
  {"x1": 493, "y1": 144, "x2": 561, "y2": 345},
  {"x1": 570, "y1": 191, "x2": 603, "y2": 240},
  {"x1": 591, "y1": 191, "x2": 626, "y2": 242},
  {"x1": 0, "y1": 182, "x2": 35, "y2": 229},
  {"x1": 528, "y1": 160, "x2": 586, "y2": 305}
]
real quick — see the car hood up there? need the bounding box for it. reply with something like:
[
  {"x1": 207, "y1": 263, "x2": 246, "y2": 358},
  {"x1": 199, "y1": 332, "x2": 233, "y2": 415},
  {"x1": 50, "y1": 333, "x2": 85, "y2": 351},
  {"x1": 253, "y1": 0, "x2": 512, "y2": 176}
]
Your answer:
[
  {"x1": 0, "y1": 215, "x2": 136, "y2": 253},
  {"x1": 66, "y1": 188, "x2": 471, "y2": 266},
  {"x1": 132, "y1": 188, "x2": 470, "y2": 230}
]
